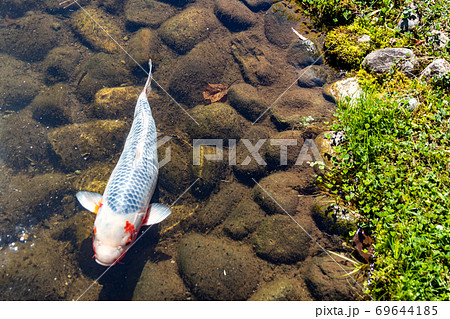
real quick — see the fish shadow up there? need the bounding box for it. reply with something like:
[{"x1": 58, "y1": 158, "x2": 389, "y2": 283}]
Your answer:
[{"x1": 77, "y1": 225, "x2": 169, "y2": 300}]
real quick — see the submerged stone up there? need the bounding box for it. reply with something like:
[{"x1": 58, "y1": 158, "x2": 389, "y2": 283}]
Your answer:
[
  {"x1": 125, "y1": 0, "x2": 176, "y2": 29},
  {"x1": 71, "y1": 6, "x2": 123, "y2": 53},
  {"x1": 187, "y1": 102, "x2": 248, "y2": 141},
  {"x1": 178, "y1": 233, "x2": 260, "y2": 300},
  {"x1": 227, "y1": 82, "x2": 267, "y2": 122},
  {"x1": 0, "y1": 54, "x2": 42, "y2": 112},
  {"x1": 158, "y1": 8, "x2": 219, "y2": 54},
  {"x1": 214, "y1": 0, "x2": 256, "y2": 32},
  {"x1": 304, "y1": 253, "x2": 357, "y2": 300},
  {"x1": 253, "y1": 171, "x2": 300, "y2": 215},
  {"x1": 42, "y1": 46, "x2": 82, "y2": 84},
  {"x1": 252, "y1": 214, "x2": 310, "y2": 263},
  {"x1": 48, "y1": 120, "x2": 129, "y2": 171},
  {"x1": 223, "y1": 199, "x2": 265, "y2": 240},
  {"x1": 29, "y1": 84, "x2": 72, "y2": 127}
]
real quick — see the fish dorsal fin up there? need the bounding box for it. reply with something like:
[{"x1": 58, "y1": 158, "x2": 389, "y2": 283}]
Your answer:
[
  {"x1": 76, "y1": 191, "x2": 103, "y2": 214},
  {"x1": 143, "y1": 203, "x2": 171, "y2": 226}
]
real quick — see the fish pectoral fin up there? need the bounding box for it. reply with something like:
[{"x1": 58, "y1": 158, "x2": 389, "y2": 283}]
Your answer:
[
  {"x1": 142, "y1": 203, "x2": 171, "y2": 226},
  {"x1": 75, "y1": 191, "x2": 103, "y2": 214}
]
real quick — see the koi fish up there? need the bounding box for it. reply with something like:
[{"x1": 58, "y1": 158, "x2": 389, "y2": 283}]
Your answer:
[{"x1": 76, "y1": 60, "x2": 171, "y2": 266}]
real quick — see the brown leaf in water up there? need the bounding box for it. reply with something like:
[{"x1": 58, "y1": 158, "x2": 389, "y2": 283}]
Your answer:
[{"x1": 202, "y1": 84, "x2": 228, "y2": 103}]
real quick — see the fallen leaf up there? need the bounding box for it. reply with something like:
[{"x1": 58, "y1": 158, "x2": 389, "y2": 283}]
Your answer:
[{"x1": 202, "y1": 84, "x2": 228, "y2": 103}]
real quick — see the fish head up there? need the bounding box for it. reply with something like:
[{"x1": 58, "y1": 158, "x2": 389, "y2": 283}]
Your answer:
[{"x1": 92, "y1": 206, "x2": 141, "y2": 266}]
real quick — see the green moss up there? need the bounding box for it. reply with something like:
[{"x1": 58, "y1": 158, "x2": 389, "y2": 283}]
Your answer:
[{"x1": 325, "y1": 18, "x2": 400, "y2": 69}]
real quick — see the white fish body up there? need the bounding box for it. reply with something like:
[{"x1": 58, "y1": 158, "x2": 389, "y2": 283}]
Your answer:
[{"x1": 76, "y1": 60, "x2": 171, "y2": 266}]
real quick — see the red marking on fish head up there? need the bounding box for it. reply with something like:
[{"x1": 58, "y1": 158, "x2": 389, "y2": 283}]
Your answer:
[{"x1": 124, "y1": 221, "x2": 135, "y2": 235}]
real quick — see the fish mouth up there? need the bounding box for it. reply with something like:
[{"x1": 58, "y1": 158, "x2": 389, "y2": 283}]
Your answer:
[{"x1": 95, "y1": 258, "x2": 115, "y2": 267}]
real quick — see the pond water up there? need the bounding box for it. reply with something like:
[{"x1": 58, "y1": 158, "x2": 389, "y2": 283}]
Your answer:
[{"x1": 0, "y1": 0, "x2": 361, "y2": 300}]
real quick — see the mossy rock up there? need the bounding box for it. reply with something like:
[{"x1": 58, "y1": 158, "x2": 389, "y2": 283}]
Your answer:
[
  {"x1": 187, "y1": 103, "x2": 248, "y2": 142},
  {"x1": 158, "y1": 8, "x2": 219, "y2": 54},
  {"x1": 75, "y1": 53, "x2": 131, "y2": 101},
  {"x1": 223, "y1": 199, "x2": 266, "y2": 240},
  {"x1": 157, "y1": 138, "x2": 192, "y2": 196},
  {"x1": 0, "y1": 220, "x2": 101, "y2": 300},
  {"x1": 71, "y1": 6, "x2": 123, "y2": 53},
  {"x1": 253, "y1": 171, "x2": 300, "y2": 215},
  {"x1": 249, "y1": 278, "x2": 303, "y2": 301},
  {"x1": 264, "y1": 130, "x2": 304, "y2": 169},
  {"x1": 325, "y1": 22, "x2": 397, "y2": 70},
  {"x1": 194, "y1": 181, "x2": 250, "y2": 231},
  {"x1": 71, "y1": 161, "x2": 117, "y2": 195},
  {"x1": 42, "y1": 46, "x2": 82, "y2": 84},
  {"x1": 177, "y1": 233, "x2": 260, "y2": 300},
  {"x1": 0, "y1": 54, "x2": 42, "y2": 112},
  {"x1": 269, "y1": 88, "x2": 331, "y2": 130},
  {"x1": 264, "y1": 2, "x2": 301, "y2": 48},
  {"x1": 0, "y1": 12, "x2": 63, "y2": 62},
  {"x1": 29, "y1": 83, "x2": 72, "y2": 127},
  {"x1": 90, "y1": 86, "x2": 140, "y2": 120},
  {"x1": 0, "y1": 112, "x2": 53, "y2": 170},
  {"x1": 232, "y1": 125, "x2": 273, "y2": 182},
  {"x1": 311, "y1": 195, "x2": 358, "y2": 237},
  {"x1": 167, "y1": 39, "x2": 233, "y2": 107},
  {"x1": 124, "y1": 28, "x2": 164, "y2": 70},
  {"x1": 252, "y1": 214, "x2": 310, "y2": 264},
  {"x1": 227, "y1": 82, "x2": 267, "y2": 122},
  {"x1": 48, "y1": 120, "x2": 129, "y2": 171},
  {"x1": 0, "y1": 172, "x2": 68, "y2": 244},
  {"x1": 133, "y1": 260, "x2": 187, "y2": 300},
  {"x1": 231, "y1": 32, "x2": 280, "y2": 86},
  {"x1": 189, "y1": 145, "x2": 226, "y2": 199},
  {"x1": 304, "y1": 253, "x2": 357, "y2": 300},
  {"x1": 214, "y1": 0, "x2": 256, "y2": 32},
  {"x1": 125, "y1": 0, "x2": 177, "y2": 29}
]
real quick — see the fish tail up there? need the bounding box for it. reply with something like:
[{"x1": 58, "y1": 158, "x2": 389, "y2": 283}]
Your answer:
[{"x1": 144, "y1": 59, "x2": 152, "y2": 95}]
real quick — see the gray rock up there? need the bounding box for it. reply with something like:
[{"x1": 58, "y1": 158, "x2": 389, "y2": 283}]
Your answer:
[
  {"x1": 397, "y1": 4, "x2": 420, "y2": 32},
  {"x1": 178, "y1": 233, "x2": 260, "y2": 300},
  {"x1": 252, "y1": 214, "x2": 311, "y2": 263},
  {"x1": 362, "y1": 48, "x2": 417, "y2": 75},
  {"x1": 428, "y1": 30, "x2": 450, "y2": 50},
  {"x1": 214, "y1": 0, "x2": 256, "y2": 31},
  {"x1": 420, "y1": 58, "x2": 450, "y2": 81},
  {"x1": 297, "y1": 65, "x2": 329, "y2": 88}
]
